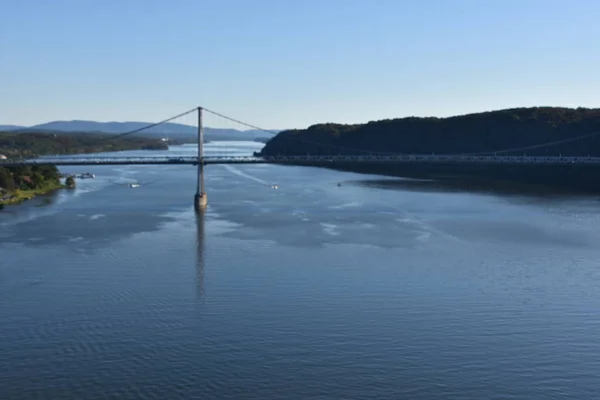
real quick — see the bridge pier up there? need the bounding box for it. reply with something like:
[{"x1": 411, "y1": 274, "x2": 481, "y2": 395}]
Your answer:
[
  {"x1": 194, "y1": 192, "x2": 208, "y2": 211},
  {"x1": 194, "y1": 107, "x2": 207, "y2": 211}
]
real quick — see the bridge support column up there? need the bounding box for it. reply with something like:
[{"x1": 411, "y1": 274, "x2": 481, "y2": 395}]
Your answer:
[
  {"x1": 194, "y1": 191, "x2": 208, "y2": 211},
  {"x1": 194, "y1": 107, "x2": 207, "y2": 211}
]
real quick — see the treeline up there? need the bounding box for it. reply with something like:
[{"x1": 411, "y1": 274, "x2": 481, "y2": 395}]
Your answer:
[
  {"x1": 0, "y1": 165, "x2": 60, "y2": 193},
  {"x1": 0, "y1": 131, "x2": 168, "y2": 159},
  {"x1": 260, "y1": 107, "x2": 600, "y2": 157}
]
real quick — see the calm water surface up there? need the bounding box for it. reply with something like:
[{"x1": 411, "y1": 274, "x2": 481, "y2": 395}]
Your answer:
[{"x1": 1, "y1": 142, "x2": 600, "y2": 399}]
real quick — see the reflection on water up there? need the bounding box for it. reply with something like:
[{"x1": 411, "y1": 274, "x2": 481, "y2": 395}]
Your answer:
[
  {"x1": 351, "y1": 177, "x2": 600, "y2": 200},
  {"x1": 35, "y1": 191, "x2": 61, "y2": 207},
  {"x1": 196, "y1": 212, "x2": 205, "y2": 299}
]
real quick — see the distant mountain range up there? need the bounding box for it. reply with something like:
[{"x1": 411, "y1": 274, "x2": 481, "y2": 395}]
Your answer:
[
  {"x1": 0, "y1": 120, "x2": 281, "y2": 142},
  {"x1": 0, "y1": 125, "x2": 24, "y2": 131}
]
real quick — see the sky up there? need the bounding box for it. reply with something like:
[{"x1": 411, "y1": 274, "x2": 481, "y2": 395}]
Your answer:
[{"x1": 2, "y1": 0, "x2": 600, "y2": 129}]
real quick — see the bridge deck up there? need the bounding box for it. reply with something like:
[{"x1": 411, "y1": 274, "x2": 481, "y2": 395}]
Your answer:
[{"x1": 2, "y1": 155, "x2": 600, "y2": 167}]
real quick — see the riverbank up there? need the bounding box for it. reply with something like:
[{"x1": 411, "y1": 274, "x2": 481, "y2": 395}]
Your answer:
[
  {"x1": 0, "y1": 164, "x2": 64, "y2": 207},
  {"x1": 0, "y1": 180, "x2": 66, "y2": 206}
]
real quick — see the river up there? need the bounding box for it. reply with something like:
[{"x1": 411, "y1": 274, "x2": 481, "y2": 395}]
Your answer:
[{"x1": 1, "y1": 142, "x2": 600, "y2": 399}]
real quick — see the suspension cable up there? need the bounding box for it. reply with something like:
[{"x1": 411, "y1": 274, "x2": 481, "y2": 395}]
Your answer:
[
  {"x1": 101, "y1": 107, "x2": 199, "y2": 141},
  {"x1": 203, "y1": 107, "x2": 600, "y2": 157}
]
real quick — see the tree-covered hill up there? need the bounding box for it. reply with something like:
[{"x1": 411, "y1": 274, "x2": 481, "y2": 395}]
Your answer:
[
  {"x1": 0, "y1": 131, "x2": 167, "y2": 159},
  {"x1": 260, "y1": 107, "x2": 600, "y2": 157}
]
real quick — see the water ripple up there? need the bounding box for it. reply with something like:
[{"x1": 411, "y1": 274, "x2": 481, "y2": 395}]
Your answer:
[{"x1": 1, "y1": 144, "x2": 600, "y2": 399}]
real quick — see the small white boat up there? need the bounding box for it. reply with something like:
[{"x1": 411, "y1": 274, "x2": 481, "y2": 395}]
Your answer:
[{"x1": 129, "y1": 183, "x2": 140, "y2": 188}]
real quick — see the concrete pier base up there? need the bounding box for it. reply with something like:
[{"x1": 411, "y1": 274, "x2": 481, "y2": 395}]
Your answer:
[{"x1": 194, "y1": 192, "x2": 208, "y2": 211}]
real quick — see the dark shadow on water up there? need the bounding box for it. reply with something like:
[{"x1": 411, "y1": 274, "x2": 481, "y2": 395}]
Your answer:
[
  {"x1": 349, "y1": 177, "x2": 600, "y2": 204},
  {"x1": 195, "y1": 211, "x2": 206, "y2": 300},
  {"x1": 0, "y1": 204, "x2": 189, "y2": 252},
  {"x1": 0, "y1": 172, "x2": 197, "y2": 251},
  {"x1": 35, "y1": 190, "x2": 62, "y2": 207}
]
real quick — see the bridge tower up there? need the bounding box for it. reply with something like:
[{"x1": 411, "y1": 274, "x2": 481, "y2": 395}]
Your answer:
[{"x1": 194, "y1": 107, "x2": 208, "y2": 211}]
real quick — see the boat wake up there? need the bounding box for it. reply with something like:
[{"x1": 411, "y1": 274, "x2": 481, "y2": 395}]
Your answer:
[{"x1": 221, "y1": 165, "x2": 271, "y2": 186}]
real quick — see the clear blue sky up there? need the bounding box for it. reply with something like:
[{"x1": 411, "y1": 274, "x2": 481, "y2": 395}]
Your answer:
[{"x1": 2, "y1": 0, "x2": 599, "y2": 129}]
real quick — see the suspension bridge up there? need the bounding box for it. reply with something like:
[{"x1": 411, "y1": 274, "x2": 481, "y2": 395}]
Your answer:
[{"x1": 2, "y1": 107, "x2": 600, "y2": 210}]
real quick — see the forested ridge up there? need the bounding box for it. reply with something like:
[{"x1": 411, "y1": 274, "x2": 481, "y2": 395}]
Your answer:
[
  {"x1": 0, "y1": 131, "x2": 167, "y2": 159},
  {"x1": 260, "y1": 107, "x2": 600, "y2": 157}
]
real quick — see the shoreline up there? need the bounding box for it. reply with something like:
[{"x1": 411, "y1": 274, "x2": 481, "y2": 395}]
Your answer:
[
  {"x1": 0, "y1": 142, "x2": 165, "y2": 208},
  {"x1": 0, "y1": 181, "x2": 66, "y2": 207}
]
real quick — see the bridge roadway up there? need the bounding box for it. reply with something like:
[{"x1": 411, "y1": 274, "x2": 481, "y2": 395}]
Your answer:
[{"x1": 2, "y1": 154, "x2": 600, "y2": 167}]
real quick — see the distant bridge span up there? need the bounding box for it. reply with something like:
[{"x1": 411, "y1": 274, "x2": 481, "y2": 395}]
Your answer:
[
  {"x1": 3, "y1": 106, "x2": 599, "y2": 211},
  {"x1": 3, "y1": 154, "x2": 600, "y2": 167}
]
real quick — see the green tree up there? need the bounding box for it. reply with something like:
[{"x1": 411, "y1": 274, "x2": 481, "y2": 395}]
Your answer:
[
  {"x1": 19, "y1": 178, "x2": 34, "y2": 190},
  {"x1": 31, "y1": 172, "x2": 45, "y2": 189},
  {"x1": 0, "y1": 167, "x2": 15, "y2": 191},
  {"x1": 65, "y1": 176, "x2": 75, "y2": 188},
  {"x1": 36, "y1": 165, "x2": 60, "y2": 181}
]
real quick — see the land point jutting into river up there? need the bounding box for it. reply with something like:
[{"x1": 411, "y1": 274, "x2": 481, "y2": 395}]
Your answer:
[
  {"x1": 0, "y1": 130, "x2": 170, "y2": 206},
  {"x1": 0, "y1": 164, "x2": 65, "y2": 206}
]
